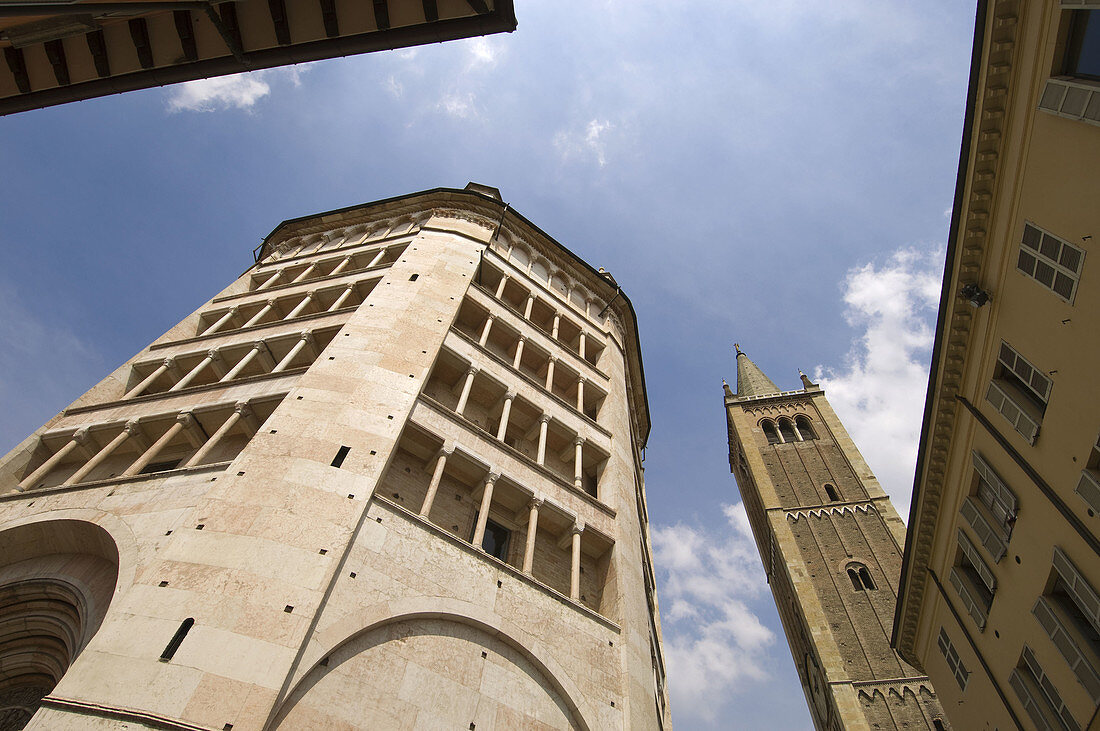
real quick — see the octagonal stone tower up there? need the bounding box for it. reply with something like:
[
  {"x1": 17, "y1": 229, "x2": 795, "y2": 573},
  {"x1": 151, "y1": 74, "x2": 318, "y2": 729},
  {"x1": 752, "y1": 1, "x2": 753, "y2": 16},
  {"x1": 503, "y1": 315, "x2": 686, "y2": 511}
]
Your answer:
[{"x1": 0, "y1": 184, "x2": 671, "y2": 730}]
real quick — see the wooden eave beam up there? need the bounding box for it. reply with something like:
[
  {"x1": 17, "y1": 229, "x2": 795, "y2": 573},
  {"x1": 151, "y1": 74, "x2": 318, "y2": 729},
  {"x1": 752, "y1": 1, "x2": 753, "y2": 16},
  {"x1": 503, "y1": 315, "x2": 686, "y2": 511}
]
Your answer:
[
  {"x1": 85, "y1": 28, "x2": 111, "y2": 77},
  {"x1": 318, "y1": 0, "x2": 338, "y2": 38},
  {"x1": 464, "y1": 0, "x2": 489, "y2": 14},
  {"x1": 211, "y1": 1, "x2": 247, "y2": 64},
  {"x1": 372, "y1": 0, "x2": 389, "y2": 31},
  {"x1": 128, "y1": 17, "x2": 154, "y2": 69},
  {"x1": 266, "y1": 0, "x2": 291, "y2": 46},
  {"x1": 172, "y1": 10, "x2": 198, "y2": 62},
  {"x1": 43, "y1": 38, "x2": 71, "y2": 85},
  {"x1": 421, "y1": 0, "x2": 438, "y2": 22},
  {"x1": 2, "y1": 47, "x2": 31, "y2": 93}
]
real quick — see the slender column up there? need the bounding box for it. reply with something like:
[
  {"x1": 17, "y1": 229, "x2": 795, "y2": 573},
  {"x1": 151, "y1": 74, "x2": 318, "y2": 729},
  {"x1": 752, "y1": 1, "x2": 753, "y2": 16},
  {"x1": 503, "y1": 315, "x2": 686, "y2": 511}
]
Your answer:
[
  {"x1": 329, "y1": 255, "x2": 353, "y2": 277},
  {"x1": 124, "y1": 357, "x2": 175, "y2": 399},
  {"x1": 201, "y1": 306, "x2": 239, "y2": 336},
  {"x1": 290, "y1": 262, "x2": 318, "y2": 284},
  {"x1": 419, "y1": 446, "x2": 453, "y2": 517},
  {"x1": 576, "y1": 376, "x2": 586, "y2": 412},
  {"x1": 15, "y1": 428, "x2": 89, "y2": 492},
  {"x1": 170, "y1": 349, "x2": 220, "y2": 392},
  {"x1": 185, "y1": 402, "x2": 249, "y2": 467},
  {"x1": 573, "y1": 436, "x2": 585, "y2": 490},
  {"x1": 220, "y1": 341, "x2": 265, "y2": 382},
  {"x1": 472, "y1": 472, "x2": 499, "y2": 549},
  {"x1": 570, "y1": 522, "x2": 584, "y2": 601},
  {"x1": 551, "y1": 313, "x2": 561, "y2": 340},
  {"x1": 242, "y1": 300, "x2": 277, "y2": 328},
  {"x1": 578, "y1": 332, "x2": 587, "y2": 359},
  {"x1": 522, "y1": 498, "x2": 542, "y2": 574},
  {"x1": 494, "y1": 275, "x2": 509, "y2": 299},
  {"x1": 545, "y1": 356, "x2": 556, "y2": 391},
  {"x1": 123, "y1": 412, "x2": 194, "y2": 477},
  {"x1": 793, "y1": 422, "x2": 804, "y2": 442},
  {"x1": 496, "y1": 391, "x2": 516, "y2": 441},
  {"x1": 64, "y1": 421, "x2": 139, "y2": 485},
  {"x1": 512, "y1": 336, "x2": 526, "y2": 370},
  {"x1": 455, "y1": 366, "x2": 479, "y2": 415},
  {"x1": 328, "y1": 283, "x2": 356, "y2": 312},
  {"x1": 283, "y1": 290, "x2": 315, "y2": 320},
  {"x1": 536, "y1": 414, "x2": 550, "y2": 465},
  {"x1": 478, "y1": 314, "x2": 496, "y2": 347},
  {"x1": 523, "y1": 295, "x2": 534, "y2": 320},
  {"x1": 255, "y1": 268, "x2": 286, "y2": 291},
  {"x1": 367, "y1": 247, "x2": 387, "y2": 268},
  {"x1": 272, "y1": 331, "x2": 313, "y2": 373}
]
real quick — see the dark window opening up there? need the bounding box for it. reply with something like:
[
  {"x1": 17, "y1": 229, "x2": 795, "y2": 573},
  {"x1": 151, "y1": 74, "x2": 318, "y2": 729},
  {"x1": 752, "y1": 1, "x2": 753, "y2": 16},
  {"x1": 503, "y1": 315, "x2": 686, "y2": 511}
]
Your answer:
[
  {"x1": 824, "y1": 484, "x2": 840, "y2": 502},
  {"x1": 140, "y1": 459, "x2": 182, "y2": 475},
  {"x1": 1066, "y1": 10, "x2": 1100, "y2": 81},
  {"x1": 847, "y1": 569, "x2": 863, "y2": 591},
  {"x1": 847, "y1": 564, "x2": 875, "y2": 591},
  {"x1": 778, "y1": 418, "x2": 797, "y2": 443},
  {"x1": 331, "y1": 445, "x2": 351, "y2": 468},
  {"x1": 471, "y1": 515, "x2": 511, "y2": 562},
  {"x1": 762, "y1": 421, "x2": 780, "y2": 445},
  {"x1": 795, "y1": 416, "x2": 817, "y2": 440},
  {"x1": 858, "y1": 567, "x2": 876, "y2": 590},
  {"x1": 160, "y1": 618, "x2": 194, "y2": 661}
]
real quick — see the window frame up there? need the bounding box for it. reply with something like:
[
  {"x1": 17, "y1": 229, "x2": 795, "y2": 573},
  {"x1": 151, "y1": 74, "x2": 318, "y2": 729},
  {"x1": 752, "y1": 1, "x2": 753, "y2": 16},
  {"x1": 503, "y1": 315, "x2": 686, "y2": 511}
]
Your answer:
[
  {"x1": 1018, "y1": 222, "x2": 1085, "y2": 304},
  {"x1": 937, "y1": 627, "x2": 970, "y2": 691},
  {"x1": 986, "y1": 341, "x2": 1051, "y2": 444},
  {"x1": 1009, "y1": 645, "x2": 1082, "y2": 731}
]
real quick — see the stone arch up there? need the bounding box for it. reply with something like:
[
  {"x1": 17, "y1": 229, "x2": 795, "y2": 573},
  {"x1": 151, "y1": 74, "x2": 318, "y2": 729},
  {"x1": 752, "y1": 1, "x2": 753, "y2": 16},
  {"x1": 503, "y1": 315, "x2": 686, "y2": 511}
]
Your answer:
[
  {"x1": 274, "y1": 597, "x2": 596, "y2": 731},
  {"x1": 0, "y1": 518, "x2": 121, "y2": 728}
]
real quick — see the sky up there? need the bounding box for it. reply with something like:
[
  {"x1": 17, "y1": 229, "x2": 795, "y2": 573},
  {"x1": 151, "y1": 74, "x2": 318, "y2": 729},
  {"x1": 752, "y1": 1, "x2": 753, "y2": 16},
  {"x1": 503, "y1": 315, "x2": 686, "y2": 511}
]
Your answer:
[{"x1": 0, "y1": 2, "x2": 977, "y2": 728}]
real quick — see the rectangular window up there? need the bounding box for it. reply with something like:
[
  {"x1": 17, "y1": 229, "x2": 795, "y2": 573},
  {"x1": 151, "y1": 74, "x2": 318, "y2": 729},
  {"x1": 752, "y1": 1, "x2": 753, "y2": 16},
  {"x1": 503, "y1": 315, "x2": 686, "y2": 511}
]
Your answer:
[
  {"x1": 985, "y1": 342, "x2": 1051, "y2": 444},
  {"x1": 937, "y1": 627, "x2": 969, "y2": 691},
  {"x1": 950, "y1": 530, "x2": 996, "y2": 630},
  {"x1": 960, "y1": 452, "x2": 1017, "y2": 562},
  {"x1": 470, "y1": 514, "x2": 511, "y2": 562},
  {"x1": 1039, "y1": 10, "x2": 1100, "y2": 126},
  {"x1": 1018, "y1": 223, "x2": 1085, "y2": 303},
  {"x1": 1009, "y1": 645, "x2": 1081, "y2": 731},
  {"x1": 1066, "y1": 10, "x2": 1100, "y2": 82},
  {"x1": 1075, "y1": 431, "x2": 1100, "y2": 515},
  {"x1": 1032, "y1": 547, "x2": 1100, "y2": 702}
]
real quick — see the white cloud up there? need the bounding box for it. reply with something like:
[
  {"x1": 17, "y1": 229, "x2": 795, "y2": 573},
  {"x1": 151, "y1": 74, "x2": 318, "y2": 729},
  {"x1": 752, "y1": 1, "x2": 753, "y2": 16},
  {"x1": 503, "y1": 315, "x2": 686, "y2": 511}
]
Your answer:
[
  {"x1": 385, "y1": 75, "x2": 403, "y2": 98},
  {"x1": 466, "y1": 37, "x2": 500, "y2": 68},
  {"x1": 652, "y1": 503, "x2": 776, "y2": 722},
  {"x1": 165, "y1": 67, "x2": 304, "y2": 113},
  {"x1": 815, "y1": 245, "x2": 944, "y2": 521},
  {"x1": 437, "y1": 92, "x2": 478, "y2": 119},
  {"x1": 554, "y1": 118, "x2": 614, "y2": 168}
]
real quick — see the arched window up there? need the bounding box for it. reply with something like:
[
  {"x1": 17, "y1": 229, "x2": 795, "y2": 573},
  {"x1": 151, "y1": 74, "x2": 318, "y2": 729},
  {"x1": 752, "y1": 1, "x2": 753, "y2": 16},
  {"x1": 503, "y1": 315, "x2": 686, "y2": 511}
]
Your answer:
[
  {"x1": 847, "y1": 563, "x2": 876, "y2": 591},
  {"x1": 778, "y1": 418, "x2": 797, "y2": 443},
  {"x1": 795, "y1": 416, "x2": 817, "y2": 440},
  {"x1": 762, "y1": 420, "x2": 780, "y2": 445},
  {"x1": 824, "y1": 484, "x2": 840, "y2": 502}
]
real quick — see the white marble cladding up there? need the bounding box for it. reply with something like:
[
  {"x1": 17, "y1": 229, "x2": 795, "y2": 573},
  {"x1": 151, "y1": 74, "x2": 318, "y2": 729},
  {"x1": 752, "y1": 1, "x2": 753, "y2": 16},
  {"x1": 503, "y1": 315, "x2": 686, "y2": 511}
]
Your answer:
[{"x1": 0, "y1": 198, "x2": 666, "y2": 731}]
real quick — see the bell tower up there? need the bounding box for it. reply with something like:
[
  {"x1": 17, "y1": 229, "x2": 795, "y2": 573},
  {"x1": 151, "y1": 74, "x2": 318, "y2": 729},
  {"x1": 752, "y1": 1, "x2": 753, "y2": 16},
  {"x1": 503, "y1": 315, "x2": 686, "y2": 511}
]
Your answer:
[{"x1": 724, "y1": 345, "x2": 947, "y2": 730}]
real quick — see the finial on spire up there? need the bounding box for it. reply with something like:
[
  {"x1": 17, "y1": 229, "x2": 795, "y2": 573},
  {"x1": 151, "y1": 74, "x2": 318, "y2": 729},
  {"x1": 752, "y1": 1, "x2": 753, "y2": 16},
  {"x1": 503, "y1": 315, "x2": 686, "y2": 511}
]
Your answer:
[
  {"x1": 799, "y1": 370, "x2": 818, "y2": 389},
  {"x1": 723, "y1": 380, "x2": 734, "y2": 398},
  {"x1": 734, "y1": 343, "x2": 743, "y2": 355}
]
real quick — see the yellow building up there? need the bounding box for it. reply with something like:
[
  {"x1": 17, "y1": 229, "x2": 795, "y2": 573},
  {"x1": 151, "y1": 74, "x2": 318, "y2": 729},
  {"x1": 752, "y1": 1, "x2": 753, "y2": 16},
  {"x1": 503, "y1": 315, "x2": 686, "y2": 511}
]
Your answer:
[{"x1": 894, "y1": 2, "x2": 1100, "y2": 730}]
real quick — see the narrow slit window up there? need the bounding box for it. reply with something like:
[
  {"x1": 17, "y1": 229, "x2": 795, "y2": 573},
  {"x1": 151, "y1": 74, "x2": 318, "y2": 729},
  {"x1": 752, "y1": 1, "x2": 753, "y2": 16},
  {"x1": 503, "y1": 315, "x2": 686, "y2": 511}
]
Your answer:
[
  {"x1": 858, "y1": 568, "x2": 876, "y2": 590},
  {"x1": 331, "y1": 445, "x2": 351, "y2": 468},
  {"x1": 160, "y1": 618, "x2": 195, "y2": 662},
  {"x1": 824, "y1": 484, "x2": 840, "y2": 502},
  {"x1": 847, "y1": 569, "x2": 863, "y2": 591}
]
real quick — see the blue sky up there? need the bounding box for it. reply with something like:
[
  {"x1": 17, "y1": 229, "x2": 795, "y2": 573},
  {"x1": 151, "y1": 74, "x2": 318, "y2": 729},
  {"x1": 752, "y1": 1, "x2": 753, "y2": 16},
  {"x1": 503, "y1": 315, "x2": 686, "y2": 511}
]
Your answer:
[{"x1": 0, "y1": 2, "x2": 976, "y2": 727}]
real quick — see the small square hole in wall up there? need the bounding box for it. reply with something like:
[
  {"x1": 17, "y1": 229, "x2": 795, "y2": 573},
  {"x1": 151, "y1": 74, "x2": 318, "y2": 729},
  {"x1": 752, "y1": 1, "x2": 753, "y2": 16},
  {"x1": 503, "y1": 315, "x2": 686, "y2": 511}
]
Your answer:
[
  {"x1": 608, "y1": 640, "x2": 613, "y2": 647},
  {"x1": 610, "y1": 701, "x2": 615, "y2": 708},
  {"x1": 196, "y1": 524, "x2": 204, "y2": 530},
  {"x1": 319, "y1": 656, "x2": 329, "y2": 667},
  {"x1": 409, "y1": 274, "x2": 419, "y2": 281},
  {"x1": 422, "y1": 350, "x2": 427, "y2": 354},
  {"x1": 210, "y1": 477, "x2": 217, "y2": 482},
  {"x1": 328, "y1": 357, "x2": 335, "y2": 360},
  {"x1": 319, "y1": 549, "x2": 327, "y2": 555},
  {"x1": 270, "y1": 429, "x2": 277, "y2": 434},
  {"x1": 159, "y1": 581, "x2": 169, "y2": 587},
  {"x1": 297, "y1": 396, "x2": 303, "y2": 400},
  {"x1": 27, "y1": 502, "x2": 33, "y2": 507},
  {"x1": 404, "y1": 467, "x2": 411, "y2": 473},
  {"x1": 237, "y1": 471, "x2": 246, "y2": 476},
  {"x1": 284, "y1": 605, "x2": 294, "y2": 613},
  {"x1": 496, "y1": 580, "x2": 502, "y2": 588},
  {"x1": 347, "y1": 494, "x2": 355, "y2": 499},
  {"x1": 165, "y1": 530, "x2": 173, "y2": 536},
  {"x1": 454, "y1": 494, "x2": 461, "y2": 501},
  {"x1": 345, "y1": 333, "x2": 349, "y2": 336},
  {"x1": 387, "y1": 415, "x2": 393, "y2": 420},
  {"x1": 392, "y1": 493, "x2": 400, "y2": 500},
  {"x1": 375, "y1": 517, "x2": 382, "y2": 523},
  {"x1": 224, "y1": 725, "x2": 233, "y2": 731},
  {"x1": 469, "y1": 724, "x2": 475, "y2": 730},
  {"x1": 481, "y1": 651, "x2": 487, "y2": 658},
  {"x1": 369, "y1": 450, "x2": 376, "y2": 455}
]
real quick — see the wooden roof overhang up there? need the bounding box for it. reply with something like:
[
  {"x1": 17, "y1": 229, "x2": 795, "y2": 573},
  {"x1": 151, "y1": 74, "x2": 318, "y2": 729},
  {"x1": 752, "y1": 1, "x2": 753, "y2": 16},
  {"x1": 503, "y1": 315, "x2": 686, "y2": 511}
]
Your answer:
[{"x1": 0, "y1": 0, "x2": 516, "y2": 115}]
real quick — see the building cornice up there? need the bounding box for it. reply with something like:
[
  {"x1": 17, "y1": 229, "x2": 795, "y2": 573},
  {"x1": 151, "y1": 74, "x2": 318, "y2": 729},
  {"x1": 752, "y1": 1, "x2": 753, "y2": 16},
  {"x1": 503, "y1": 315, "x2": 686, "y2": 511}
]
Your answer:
[{"x1": 893, "y1": 0, "x2": 1019, "y2": 659}]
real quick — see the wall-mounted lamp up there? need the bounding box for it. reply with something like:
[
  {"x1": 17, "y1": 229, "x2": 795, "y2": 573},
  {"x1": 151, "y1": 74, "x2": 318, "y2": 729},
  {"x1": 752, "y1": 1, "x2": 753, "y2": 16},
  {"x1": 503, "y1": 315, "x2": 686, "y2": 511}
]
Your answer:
[{"x1": 961, "y1": 282, "x2": 991, "y2": 307}]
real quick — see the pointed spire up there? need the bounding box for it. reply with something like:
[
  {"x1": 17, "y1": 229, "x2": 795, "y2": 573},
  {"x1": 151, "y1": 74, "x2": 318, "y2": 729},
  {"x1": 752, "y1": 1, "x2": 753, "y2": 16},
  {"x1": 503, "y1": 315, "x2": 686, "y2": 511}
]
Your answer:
[
  {"x1": 722, "y1": 379, "x2": 734, "y2": 398},
  {"x1": 799, "y1": 369, "x2": 817, "y2": 390},
  {"x1": 735, "y1": 344, "x2": 780, "y2": 398}
]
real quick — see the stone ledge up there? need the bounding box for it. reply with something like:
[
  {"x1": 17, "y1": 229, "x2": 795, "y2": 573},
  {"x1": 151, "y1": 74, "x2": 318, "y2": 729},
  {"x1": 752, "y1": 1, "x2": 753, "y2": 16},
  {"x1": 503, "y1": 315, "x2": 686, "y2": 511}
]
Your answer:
[
  {"x1": 1, "y1": 461, "x2": 230, "y2": 503},
  {"x1": 214, "y1": 262, "x2": 393, "y2": 305},
  {"x1": 41, "y1": 696, "x2": 218, "y2": 731},
  {"x1": 150, "y1": 307, "x2": 356, "y2": 352}
]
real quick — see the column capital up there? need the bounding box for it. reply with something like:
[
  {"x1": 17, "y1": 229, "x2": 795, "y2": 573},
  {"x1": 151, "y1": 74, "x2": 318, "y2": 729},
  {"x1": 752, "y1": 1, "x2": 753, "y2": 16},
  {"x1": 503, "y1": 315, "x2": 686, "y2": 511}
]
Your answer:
[
  {"x1": 485, "y1": 312, "x2": 497, "y2": 321},
  {"x1": 577, "y1": 375, "x2": 587, "y2": 384},
  {"x1": 485, "y1": 470, "x2": 501, "y2": 485},
  {"x1": 573, "y1": 435, "x2": 586, "y2": 446},
  {"x1": 439, "y1": 444, "x2": 455, "y2": 458},
  {"x1": 304, "y1": 290, "x2": 317, "y2": 299},
  {"x1": 466, "y1": 365, "x2": 480, "y2": 376},
  {"x1": 343, "y1": 281, "x2": 356, "y2": 290},
  {"x1": 251, "y1": 339, "x2": 268, "y2": 350},
  {"x1": 547, "y1": 354, "x2": 557, "y2": 363},
  {"x1": 162, "y1": 356, "x2": 177, "y2": 369},
  {"x1": 176, "y1": 411, "x2": 197, "y2": 428},
  {"x1": 528, "y1": 495, "x2": 544, "y2": 510},
  {"x1": 206, "y1": 348, "x2": 223, "y2": 361},
  {"x1": 72, "y1": 427, "x2": 91, "y2": 445},
  {"x1": 539, "y1": 413, "x2": 551, "y2": 424},
  {"x1": 123, "y1": 419, "x2": 142, "y2": 436},
  {"x1": 571, "y1": 520, "x2": 585, "y2": 535},
  {"x1": 298, "y1": 330, "x2": 314, "y2": 343},
  {"x1": 228, "y1": 304, "x2": 241, "y2": 314},
  {"x1": 504, "y1": 389, "x2": 517, "y2": 401},
  {"x1": 264, "y1": 298, "x2": 278, "y2": 307},
  {"x1": 233, "y1": 401, "x2": 253, "y2": 417},
  {"x1": 517, "y1": 334, "x2": 527, "y2": 343}
]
